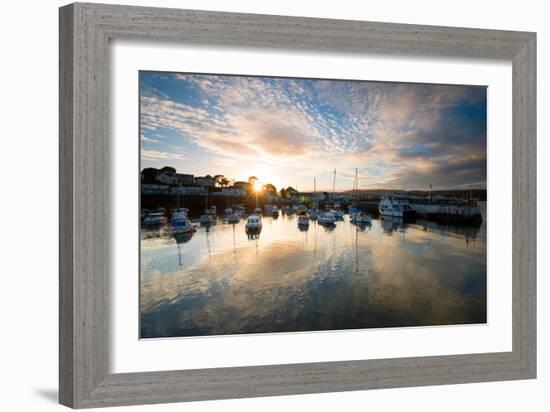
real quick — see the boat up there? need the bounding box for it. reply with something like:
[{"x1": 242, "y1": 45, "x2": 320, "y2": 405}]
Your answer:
[
  {"x1": 309, "y1": 208, "x2": 318, "y2": 220},
  {"x1": 199, "y1": 214, "x2": 213, "y2": 224},
  {"x1": 333, "y1": 208, "x2": 344, "y2": 219},
  {"x1": 254, "y1": 207, "x2": 262, "y2": 214},
  {"x1": 142, "y1": 210, "x2": 167, "y2": 227},
  {"x1": 224, "y1": 207, "x2": 233, "y2": 215},
  {"x1": 264, "y1": 204, "x2": 279, "y2": 218},
  {"x1": 245, "y1": 214, "x2": 262, "y2": 231},
  {"x1": 378, "y1": 194, "x2": 416, "y2": 218},
  {"x1": 407, "y1": 195, "x2": 482, "y2": 224},
  {"x1": 297, "y1": 211, "x2": 310, "y2": 227},
  {"x1": 235, "y1": 206, "x2": 246, "y2": 217},
  {"x1": 351, "y1": 211, "x2": 372, "y2": 224},
  {"x1": 226, "y1": 212, "x2": 240, "y2": 223},
  {"x1": 208, "y1": 205, "x2": 217, "y2": 215},
  {"x1": 349, "y1": 168, "x2": 360, "y2": 215},
  {"x1": 171, "y1": 211, "x2": 195, "y2": 234},
  {"x1": 318, "y1": 211, "x2": 336, "y2": 225}
]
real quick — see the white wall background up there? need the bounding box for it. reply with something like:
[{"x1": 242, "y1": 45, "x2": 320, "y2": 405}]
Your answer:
[{"x1": 0, "y1": 0, "x2": 546, "y2": 411}]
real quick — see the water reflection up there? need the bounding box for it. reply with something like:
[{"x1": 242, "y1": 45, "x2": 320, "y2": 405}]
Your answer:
[{"x1": 140, "y1": 203, "x2": 487, "y2": 338}]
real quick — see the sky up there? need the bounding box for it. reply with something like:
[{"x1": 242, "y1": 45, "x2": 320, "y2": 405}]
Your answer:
[{"x1": 140, "y1": 71, "x2": 487, "y2": 192}]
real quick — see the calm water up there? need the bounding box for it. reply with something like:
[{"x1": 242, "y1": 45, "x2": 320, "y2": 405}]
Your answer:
[{"x1": 140, "y1": 203, "x2": 486, "y2": 338}]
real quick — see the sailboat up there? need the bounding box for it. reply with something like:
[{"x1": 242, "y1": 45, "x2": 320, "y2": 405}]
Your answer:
[
  {"x1": 199, "y1": 187, "x2": 213, "y2": 224},
  {"x1": 309, "y1": 177, "x2": 318, "y2": 220},
  {"x1": 332, "y1": 169, "x2": 344, "y2": 219},
  {"x1": 349, "y1": 168, "x2": 372, "y2": 224}
]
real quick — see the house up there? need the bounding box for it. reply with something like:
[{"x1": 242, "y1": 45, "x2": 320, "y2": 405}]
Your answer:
[
  {"x1": 170, "y1": 186, "x2": 205, "y2": 195},
  {"x1": 141, "y1": 183, "x2": 169, "y2": 194},
  {"x1": 221, "y1": 187, "x2": 246, "y2": 197},
  {"x1": 155, "y1": 172, "x2": 194, "y2": 186},
  {"x1": 194, "y1": 176, "x2": 216, "y2": 187},
  {"x1": 284, "y1": 186, "x2": 299, "y2": 199},
  {"x1": 233, "y1": 181, "x2": 249, "y2": 194}
]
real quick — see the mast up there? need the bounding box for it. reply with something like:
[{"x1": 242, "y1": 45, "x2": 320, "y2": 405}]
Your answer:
[
  {"x1": 353, "y1": 168, "x2": 358, "y2": 203},
  {"x1": 332, "y1": 168, "x2": 336, "y2": 196}
]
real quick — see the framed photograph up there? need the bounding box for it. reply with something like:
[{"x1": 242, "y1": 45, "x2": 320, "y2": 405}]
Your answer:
[{"x1": 59, "y1": 3, "x2": 536, "y2": 408}]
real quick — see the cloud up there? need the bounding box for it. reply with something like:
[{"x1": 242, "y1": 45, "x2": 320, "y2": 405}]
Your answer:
[
  {"x1": 139, "y1": 73, "x2": 486, "y2": 190},
  {"x1": 140, "y1": 149, "x2": 185, "y2": 161}
]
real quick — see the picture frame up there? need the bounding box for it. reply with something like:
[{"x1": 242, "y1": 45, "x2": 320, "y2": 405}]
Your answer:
[{"x1": 59, "y1": 2, "x2": 536, "y2": 408}]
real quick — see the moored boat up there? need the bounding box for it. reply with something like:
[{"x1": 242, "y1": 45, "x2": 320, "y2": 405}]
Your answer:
[
  {"x1": 245, "y1": 214, "x2": 262, "y2": 231},
  {"x1": 171, "y1": 211, "x2": 195, "y2": 234},
  {"x1": 351, "y1": 211, "x2": 372, "y2": 224},
  {"x1": 199, "y1": 213, "x2": 213, "y2": 224},
  {"x1": 309, "y1": 208, "x2": 318, "y2": 220},
  {"x1": 143, "y1": 210, "x2": 167, "y2": 227},
  {"x1": 297, "y1": 211, "x2": 310, "y2": 227},
  {"x1": 318, "y1": 211, "x2": 336, "y2": 225},
  {"x1": 226, "y1": 212, "x2": 240, "y2": 223},
  {"x1": 379, "y1": 194, "x2": 416, "y2": 218}
]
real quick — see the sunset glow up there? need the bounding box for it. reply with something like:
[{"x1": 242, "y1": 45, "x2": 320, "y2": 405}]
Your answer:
[{"x1": 140, "y1": 72, "x2": 487, "y2": 192}]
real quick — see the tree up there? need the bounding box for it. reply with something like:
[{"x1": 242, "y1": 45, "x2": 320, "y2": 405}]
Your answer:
[
  {"x1": 141, "y1": 167, "x2": 159, "y2": 182},
  {"x1": 248, "y1": 176, "x2": 258, "y2": 185},
  {"x1": 264, "y1": 183, "x2": 277, "y2": 193},
  {"x1": 159, "y1": 166, "x2": 176, "y2": 174},
  {"x1": 220, "y1": 178, "x2": 230, "y2": 187},
  {"x1": 280, "y1": 188, "x2": 286, "y2": 198},
  {"x1": 214, "y1": 174, "x2": 225, "y2": 187}
]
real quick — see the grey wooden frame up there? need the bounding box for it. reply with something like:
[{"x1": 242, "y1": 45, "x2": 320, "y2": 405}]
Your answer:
[{"x1": 59, "y1": 2, "x2": 536, "y2": 408}]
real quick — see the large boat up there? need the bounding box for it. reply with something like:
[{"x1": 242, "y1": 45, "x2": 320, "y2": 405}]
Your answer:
[
  {"x1": 378, "y1": 195, "x2": 416, "y2": 218},
  {"x1": 407, "y1": 195, "x2": 482, "y2": 224},
  {"x1": 171, "y1": 211, "x2": 195, "y2": 234},
  {"x1": 318, "y1": 211, "x2": 336, "y2": 225},
  {"x1": 245, "y1": 214, "x2": 262, "y2": 231}
]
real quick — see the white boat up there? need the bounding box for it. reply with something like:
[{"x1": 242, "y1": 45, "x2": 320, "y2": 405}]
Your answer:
[
  {"x1": 254, "y1": 207, "x2": 262, "y2": 214},
  {"x1": 236, "y1": 206, "x2": 247, "y2": 217},
  {"x1": 318, "y1": 211, "x2": 336, "y2": 225},
  {"x1": 199, "y1": 213, "x2": 213, "y2": 224},
  {"x1": 333, "y1": 209, "x2": 344, "y2": 219},
  {"x1": 264, "y1": 204, "x2": 279, "y2": 217},
  {"x1": 297, "y1": 211, "x2": 310, "y2": 227},
  {"x1": 245, "y1": 214, "x2": 262, "y2": 230},
  {"x1": 309, "y1": 208, "x2": 318, "y2": 220},
  {"x1": 143, "y1": 211, "x2": 167, "y2": 226},
  {"x1": 351, "y1": 211, "x2": 372, "y2": 224},
  {"x1": 224, "y1": 207, "x2": 233, "y2": 215},
  {"x1": 171, "y1": 212, "x2": 194, "y2": 234},
  {"x1": 208, "y1": 205, "x2": 217, "y2": 215},
  {"x1": 379, "y1": 194, "x2": 416, "y2": 218},
  {"x1": 226, "y1": 213, "x2": 240, "y2": 223}
]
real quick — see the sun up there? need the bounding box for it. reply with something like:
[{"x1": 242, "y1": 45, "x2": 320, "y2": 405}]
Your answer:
[{"x1": 253, "y1": 181, "x2": 263, "y2": 193}]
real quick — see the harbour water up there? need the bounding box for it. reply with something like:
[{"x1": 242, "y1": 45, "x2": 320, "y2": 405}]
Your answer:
[{"x1": 140, "y1": 203, "x2": 486, "y2": 338}]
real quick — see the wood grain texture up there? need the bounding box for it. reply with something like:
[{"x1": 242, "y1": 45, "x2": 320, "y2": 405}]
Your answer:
[{"x1": 59, "y1": 2, "x2": 537, "y2": 408}]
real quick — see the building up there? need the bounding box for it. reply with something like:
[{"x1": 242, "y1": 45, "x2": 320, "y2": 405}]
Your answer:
[
  {"x1": 175, "y1": 173, "x2": 194, "y2": 186},
  {"x1": 233, "y1": 181, "x2": 249, "y2": 194},
  {"x1": 141, "y1": 183, "x2": 170, "y2": 194},
  {"x1": 170, "y1": 186, "x2": 206, "y2": 195},
  {"x1": 284, "y1": 186, "x2": 299, "y2": 199},
  {"x1": 194, "y1": 176, "x2": 216, "y2": 187},
  {"x1": 221, "y1": 187, "x2": 246, "y2": 197},
  {"x1": 155, "y1": 171, "x2": 194, "y2": 186}
]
